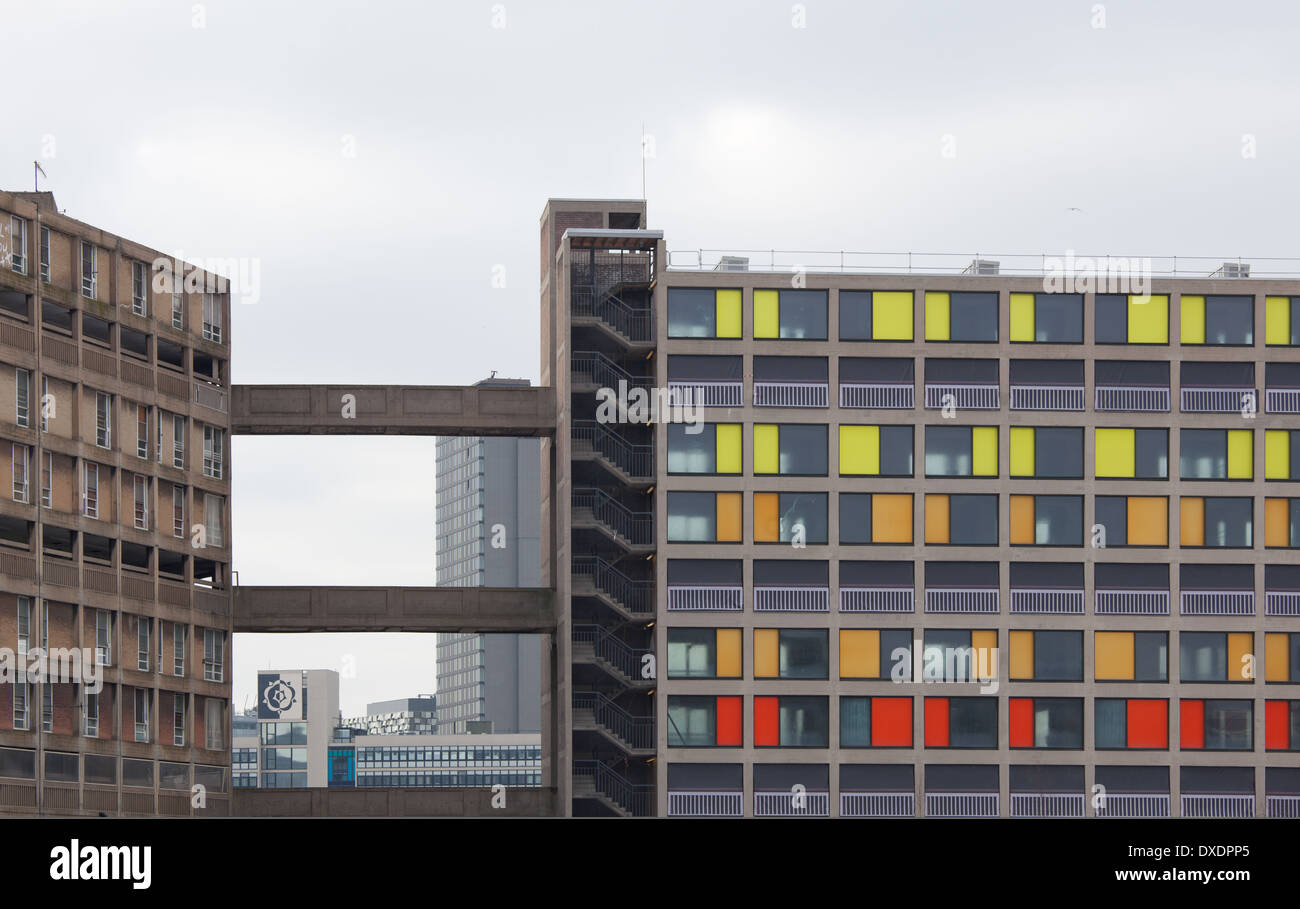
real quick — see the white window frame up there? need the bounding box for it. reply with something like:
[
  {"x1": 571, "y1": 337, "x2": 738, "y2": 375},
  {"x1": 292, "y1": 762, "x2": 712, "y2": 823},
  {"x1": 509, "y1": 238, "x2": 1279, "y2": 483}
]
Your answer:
[
  {"x1": 15, "y1": 367, "x2": 29, "y2": 428},
  {"x1": 173, "y1": 414, "x2": 185, "y2": 469},
  {"x1": 205, "y1": 697, "x2": 224, "y2": 750},
  {"x1": 83, "y1": 689, "x2": 99, "y2": 737},
  {"x1": 173, "y1": 623, "x2": 185, "y2": 677},
  {"x1": 137, "y1": 616, "x2": 150, "y2": 671},
  {"x1": 136, "y1": 404, "x2": 148, "y2": 459},
  {"x1": 82, "y1": 462, "x2": 98, "y2": 518},
  {"x1": 39, "y1": 226, "x2": 49, "y2": 283},
  {"x1": 134, "y1": 688, "x2": 150, "y2": 743},
  {"x1": 172, "y1": 484, "x2": 185, "y2": 538},
  {"x1": 9, "y1": 216, "x2": 26, "y2": 274},
  {"x1": 12, "y1": 443, "x2": 28, "y2": 503},
  {"x1": 203, "y1": 629, "x2": 223, "y2": 682},
  {"x1": 133, "y1": 474, "x2": 148, "y2": 530},
  {"x1": 204, "y1": 492, "x2": 223, "y2": 548},
  {"x1": 95, "y1": 392, "x2": 111, "y2": 448},
  {"x1": 171, "y1": 273, "x2": 185, "y2": 329},
  {"x1": 95, "y1": 610, "x2": 111, "y2": 666},
  {"x1": 202, "y1": 292, "x2": 222, "y2": 342},
  {"x1": 173, "y1": 696, "x2": 185, "y2": 747},
  {"x1": 203, "y1": 425, "x2": 224, "y2": 479},
  {"x1": 39, "y1": 376, "x2": 48, "y2": 433},
  {"x1": 40, "y1": 451, "x2": 51, "y2": 508},
  {"x1": 80, "y1": 242, "x2": 97, "y2": 298},
  {"x1": 16, "y1": 596, "x2": 30, "y2": 658},
  {"x1": 132, "y1": 261, "x2": 147, "y2": 315},
  {"x1": 13, "y1": 682, "x2": 28, "y2": 730},
  {"x1": 41, "y1": 680, "x2": 52, "y2": 733}
]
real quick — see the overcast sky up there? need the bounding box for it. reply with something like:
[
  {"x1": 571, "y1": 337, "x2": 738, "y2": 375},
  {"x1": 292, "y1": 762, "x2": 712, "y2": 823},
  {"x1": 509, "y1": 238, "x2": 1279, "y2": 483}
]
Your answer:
[{"x1": 7, "y1": 0, "x2": 1299, "y2": 715}]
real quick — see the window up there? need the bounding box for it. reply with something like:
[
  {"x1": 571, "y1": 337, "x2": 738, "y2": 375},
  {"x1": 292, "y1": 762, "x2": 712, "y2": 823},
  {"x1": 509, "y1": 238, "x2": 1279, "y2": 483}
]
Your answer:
[
  {"x1": 14, "y1": 367, "x2": 29, "y2": 428},
  {"x1": 1009, "y1": 697, "x2": 1083, "y2": 749},
  {"x1": 39, "y1": 376, "x2": 48, "y2": 433},
  {"x1": 925, "y1": 493, "x2": 997, "y2": 545},
  {"x1": 1008, "y1": 427, "x2": 1083, "y2": 478},
  {"x1": 839, "y1": 492, "x2": 913, "y2": 544},
  {"x1": 1266, "y1": 296, "x2": 1300, "y2": 346},
  {"x1": 80, "y1": 242, "x2": 97, "y2": 297},
  {"x1": 16, "y1": 597, "x2": 30, "y2": 657},
  {"x1": 171, "y1": 274, "x2": 185, "y2": 328},
  {"x1": 204, "y1": 493, "x2": 224, "y2": 547},
  {"x1": 205, "y1": 698, "x2": 224, "y2": 750},
  {"x1": 136, "y1": 404, "x2": 149, "y2": 458},
  {"x1": 11, "y1": 443, "x2": 28, "y2": 503},
  {"x1": 202, "y1": 293, "x2": 223, "y2": 342},
  {"x1": 1264, "y1": 632, "x2": 1300, "y2": 684},
  {"x1": 667, "y1": 695, "x2": 741, "y2": 747},
  {"x1": 1095, "y1": 293, "x2": 1169, "y2": 344},
  {"x1": 754, "y1": 695, "x2": 829, "y2": 746},
  {"x1": 1179, "y1": 496, "x2": 1252, "y2": 548},
  {"x1": 38, "y1": 227, "x2": 49, "y2": 282},
  {"x1": 9, "y1": 216, "x2": 26, "y2": 274},
  {"x1": 95, "y1": 610, "x2": 111, "y2": 666},
  {"x1": 1094, "y1": 496, "x2": 1168, "y2": 547},
  {"x1": 1010, "y1": 494, "x2": 1083, "y2": 546},
  {"x1": 94, "y1": 392, "x2": 111, "y2": 448},
  {"x1": 173, "y1": 624, "x2": 186, "y2": 677},
  {"x1": 82, "y1": 689, "x2": 100, "y2": 737},
  {"x1": 1180, "y1": 632, "x2": 1254, "y2": 683},
  {"x1": 754, "y1": 289, "x2": 827, "y2": 340},
  {"x1": 840, "y1": 629, "x2": 913, "y2": 680},
  {"x1": 1094, "y1": 427, "x2": 1168, "y2": 478},
  {"x1": 172, "y1": 414, "x2": 186, "y2": 468},
  {"x1": 203, "y1": 629, "x2": 224, "y2": 682},
  {"x1": 667, "y1": 491, "x2": 741, "y2": 543},
  {"x1": 839, "y1": 290, "x2": 913, "y2": 341},
  {"x1": 132, "y1": 262, "x2": 147, "y2": 315},
  {"x1": 41, "y1": 681, "x2": 52, "y2": 732},
  {"x1": 666, "y1": 628, "x2": 742, "y2": 679},
  {"x1": 1009, "y1": 292, "x2": 1083, "y2": 343},
  {"x1": 921, "y1": 629, "x2": 998, "y2": 683},
  {"x1": 134, "y1": 688, "x2": 150, "y2": 742},
  {"x1": 1181, "y1": 699, "x2": 1252, "y2": 750},
  {"x1": 134, "y1": 475, "x2": 149, "y2": 530},
  {"x1": 667, "y1": 288, "x2": 741, "y2": 338},
  {"x1": 838, "y1": 425, "x2": 913, "y2": 476},
  {"x1": 753, "y1": 424, "x2": 827, "y2": 475},
  {"x1": 924, "y1": 291, "x2": 997, "y2": 342},
  {"x1": 81, "y1": 462, "x2": 98, "y2": 518},
  {"x1": 1180, "y1": 429, "x2": 1252, "y2": 480},
  {"x1": 753, "y1": 629, "x2": 828, "y2": 679},
  {"x1": 840, "y1": 696, "x2": 913, "y2": 747},
  {"x1": 172, "y1": 485, "x2": 185, "y2": 538},
  {"x1": 925, "y1": 697, "x2": 997, "y2": 748},
  {"x1": 1096, "y1": 699, "x2": 1168, "y2": 749},
  {"x1": 173, "y1": 697, "x2": 186, "y2": 746},
  {"x1": 924, "y1": 426, "x2": 998, "y2": 477},
  {"x1": 666, "y1": 423, "x2": 741, "y2": 475},
  {"x1": 203, "y1": 425, "x2": 224, "y2": 478},
  {"x1": 137, "y1": 617, "x2": 151, "y2": 671},
  {"x1": 1266, "y1": 429, "x2": 1300, "y2": 480},
  {"x1": 753, "y1": 492, "x2": 827, "y2": 544},
  {"x1": 13, "y1": 683, "x2": 29, "y2": 730},
  {"x1": 1181, "y1": 295, "x2": 1253, "y2": 345}
]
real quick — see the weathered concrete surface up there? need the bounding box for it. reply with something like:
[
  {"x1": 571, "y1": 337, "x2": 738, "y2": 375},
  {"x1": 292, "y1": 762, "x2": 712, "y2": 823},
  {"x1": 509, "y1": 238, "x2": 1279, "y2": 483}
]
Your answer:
[
  {"x1": 233, "y1": 787, "x2": 558, "y2": 817},
  {"x1": 233, "y1": 586, "x2": 556, "y2": 633}
]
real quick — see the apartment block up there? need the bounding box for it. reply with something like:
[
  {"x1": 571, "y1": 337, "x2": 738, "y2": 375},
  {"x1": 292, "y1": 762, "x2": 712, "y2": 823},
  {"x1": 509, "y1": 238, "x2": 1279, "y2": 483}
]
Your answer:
[
  {"x1": 0, "y1": 190, "x2": 232, "y2": 816},
  {"x1": 541, "y1": 197, "x2": 1300, "y2": 817}
]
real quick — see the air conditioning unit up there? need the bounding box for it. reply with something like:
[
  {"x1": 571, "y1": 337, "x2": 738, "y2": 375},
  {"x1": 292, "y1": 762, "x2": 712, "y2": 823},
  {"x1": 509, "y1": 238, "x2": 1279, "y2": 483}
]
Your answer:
[
  {"x1": 962, "y1": 258, "x2": 1000, "y2": 276},
  {"x1": 714, "y1": 256, "x2": 750, "y2": 272},
  {"x1": 1210, "y1": 262, "x2": 1250, "y2": 278}
]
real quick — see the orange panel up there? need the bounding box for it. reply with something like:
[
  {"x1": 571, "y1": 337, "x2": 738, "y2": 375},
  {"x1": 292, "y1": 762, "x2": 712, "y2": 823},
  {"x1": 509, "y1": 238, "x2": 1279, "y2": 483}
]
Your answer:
[
  {"x1": 716, "y1": 492, "x2": 742, "y2": 542},
  {"x1": 924, "y1": 494, "x2": 949, "y2": 544},
  {"x1": 1126, "y1": 699, "x2": 1168, "y2": 749},
  {"x1": 1180, "y1": 497, "x2": 1204, "y2": 547},
  {"x1": 872, "y1": 494, "x2": 913, "y2": 543},
  {"x1": 871, "y1": 697, "x2": 912, "y2": 747},
  {"x1": 1127, "y1": 496, "x2": 1167, "y2": 546},
  {"x1": 754, "y1": 696, "x2": 779, "y2": 746},
  {"x1": 1266, "y1": 498, "x2": 1291, "y2": 547},
  {"x1": 1009, "y1": 495, "x2": 1035, "y2": 545},
  {"x1": 716, "y1": 696, "x2": 742, "y2": 746},
  {"x1": 752, "y1": 493, "x2": 778, "y2": 542}
]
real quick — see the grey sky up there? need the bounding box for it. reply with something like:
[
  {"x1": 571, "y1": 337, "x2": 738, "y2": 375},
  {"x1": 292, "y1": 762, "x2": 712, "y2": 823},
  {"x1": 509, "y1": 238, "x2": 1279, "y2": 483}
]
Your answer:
[{"x1": 7, "y1": 0, "x2": 1299, "y2": 715}]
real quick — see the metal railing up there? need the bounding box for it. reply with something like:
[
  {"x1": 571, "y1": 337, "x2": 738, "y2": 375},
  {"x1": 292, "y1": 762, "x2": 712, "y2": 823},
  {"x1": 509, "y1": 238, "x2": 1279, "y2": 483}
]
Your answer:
[
  {"x1": 572, "y1": 625, "x2": 650, "y2": 682},
  {"x1": 924, "y1": 383, "x2": 1000, "y2": 410},
  {"x1": 667, "y1": 381, "x2": 743, "y2": 408},
  {"x1": 572, "y1": 691, "x2": 654, "y2": 750},
  {"x1": 1180, "y1": 591, "x2": 1254, "y2": 616},
  {"x1": 666, "y1": 584, "x2": 743, "y2": 611},
  {"x1": 1096, "y1": 793, "x2": 1171, "y2": 818},
  {"x1": 573, "y1": 760, "x2": 653, "y2": 817},
  {"x1": 840, "y1": 792, "x2": 915, "y2": 818},
  {"x1": 1266, "y1": 388, "x2": 1300, "y2": 413},
  {"x1": 572, "y1": 420, "x2": 653, "y2": 479},
  {"x1": 1266, "y1": 591, "x2": 1300, "y2": 616},
  {"x1": 1180, "y1": 387, "x2": 1255, "y2": 414},
  {"x1": 753, "y1": 381, "x2": 828, "y2": 408},
  {"x1": 1009, "y1": 384, "x2": 1084, "y2": 411},
  {"x1": 839, "y1": 587, "x2": 915, "y2": 613},
  {"x1": 1181, "y1": 794, "x2": 1255, "y2": 818},
  {"x1": 1094, "y1": 385, "x2": 1170, "y2": 412},
  {"x1": 839, "y1": 382, "x2": 914, "y2": 409},
  {"x1": 754, "y1": 791, "x2": 829, "y2": 817},
  {"x1": 666, "y1": 790, "x2": 743, "y2": 818},
  {"x1": 925, "y1": 792, "x2": 999, "y2": 818},
  {"x1": 571, "y1": 556, "x2": 653, "y2": 615},
  {"x1": 924, "y1": 588, "x2": 1000, "y2": 614},
  {"x1": 571, "y1": 488, "x2": 653, "y2": 545},
  {"x1": 1095, "y1": 589, "x2": 1170, "y2": 615},
  {"x1": 753, "y1": 586, "x2": 829, "y2": 612},
  {"x1": 571, "y1": 350, "x2": 653, "y2": 389},
  {"x1": 571, "y1": 287, "x2": 653, "y2": 342},
  {"x1": 1010, "y1": 793, "x2": 1085, "y2": 818},
  {"x1": 1267, "y1": 795, "x2": 1300, "y2": 819},
  {"x1": 1010, "y1": 588, "x2": 1085, "y2": 614},
  {"x1": 194, "y1": 381, "x2": 228, "y2": 413}
]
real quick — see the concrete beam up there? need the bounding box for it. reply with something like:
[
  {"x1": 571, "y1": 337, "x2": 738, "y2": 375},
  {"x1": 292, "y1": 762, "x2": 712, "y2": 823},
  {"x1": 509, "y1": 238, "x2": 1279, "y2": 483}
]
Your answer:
[
  {"x1": 234, "y1": 586, "x2": 556, "y2": 634},
  {"x1": 233, "y1": 787, "x2": 558, "y2": 817},
  {"x1": 230, "y1": 384, "x2": 557, "y2": 436}
]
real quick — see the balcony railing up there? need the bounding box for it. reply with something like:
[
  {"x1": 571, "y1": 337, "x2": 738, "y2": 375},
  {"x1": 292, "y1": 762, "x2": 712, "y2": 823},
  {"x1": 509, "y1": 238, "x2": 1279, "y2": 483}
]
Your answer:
[
  {"x1": 1266, "y1": 591, "x2": 1300, "y2": 616},
  {"x1": 840, "y1": 792, "x2": 915, "y2": 818},
  {"x1": 1009, "y1": 384, "x2": 1084, "y2": 411},
  {"x1": 839, "y1": 382, "x2": 914, "y2": 409},
  {"x1": 1094, "y1": 385, "x2": 1170, "y2": 412},
  {"x1": 572, "y1": 420, "x2": 653, "y2": 479},
  {"x1": 753, "y1": 586, "x2": 829, "y2": 612},
  {"x1": 1180, "y1": 590, "x2": 1254, "y2": 616},
  {"x1": 925, "y1": 792, "x2": 999, "y2": 818},
  {"x1": 666, "y1": 584, "x2": 742, "y2": 611},
  {"x1": 571, "y1": 488, "x2": 653, "y2": 546},
  {"x1": 753, "y1": 381, "x2": 828, "y2": 408},
  {"x1": 571, "y1": 556, "x2": 653, "y2": 615},
  {"x1": 1266, "y1": 795, "x2": 1300, "y2": 819},
  {"x1": 1095, "y1": 589, "x2": 1170, "y2": 615},
  {"x1": 572, "y1": 625, "x2": 650, "y2": 682},
  {"x1": 1180, "y1": 386, "x2": 1255, "y2": 414},
  {"x1": 194, "y1": 382, "x2": 228, "y2": 413},
  {"x1": 924, "y1": 588, "x2": 999, "y2": 614},
  {"x1": 754, "y1": 791, "x2": 829, "y2": 817},
  {"x1": 1096, "y1": 793, "x2": 1171, "y2": 818},
  {"x1": 1266, "y1": 388, "x2": 1300, "y2": 414},
  {"x1": 839, "y1": 586, "x2": 915, "y2": 613},
  {"x1": 1010, "y1": 588, "x2": 1085, "y2": 614},
  {"x1": 667, "y1": 381, "x2": 742, "y2": 408},
  {"x1": 667, "y1": 790, "x2": 743, "y2": 818},
  {"x1": 924, "y1": 383, "x2": 999, "y2": 410},
  {"x1": 1010, "y1": 793, "x2": 1085, "y2": 818},
  {"x1": 1181, "y1": 794, "x2": 1255, "y2": 818}
]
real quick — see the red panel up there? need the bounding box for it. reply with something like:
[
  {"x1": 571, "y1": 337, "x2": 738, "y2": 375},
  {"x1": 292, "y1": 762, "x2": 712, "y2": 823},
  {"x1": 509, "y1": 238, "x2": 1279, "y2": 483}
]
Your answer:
[
  {"x1": 1126, "y1": 699, "x2": 1168, "y2": 749},
  {"x1": 1009, "y1": 697, "x2": 1034, "y2": 748},
  {"x1": 1180, "y1": 699, "x2": 1204, "y2": 749},
  {"x1": 754, "y1": 696, "x2": 779, "y2": 747},
  {"x1": 1265, "y1": 700, "x2": 1291, "y2": 751},
  {"x1": 924, "y1": 697, "x2": 949, "y2": 747},
  {"x1": 871, "y1": 697, "x2": 912, "y2": 747},
  {"x1": 715, "y1": 696, "x2": 742, "y2": 746}
]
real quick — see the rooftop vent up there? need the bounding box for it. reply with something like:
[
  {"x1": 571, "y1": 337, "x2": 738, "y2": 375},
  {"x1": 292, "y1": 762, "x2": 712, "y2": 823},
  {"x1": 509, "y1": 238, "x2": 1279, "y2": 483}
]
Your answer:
[
  {"x1": 714, "y1": 256, "x2": 750, "y2": 272},
  {"x1": 962, "y1": 258, "x2": 1000, "y2": 276},
  {"x1": 1210, "y1": 262, "x2": 1250, "y2": 278}
]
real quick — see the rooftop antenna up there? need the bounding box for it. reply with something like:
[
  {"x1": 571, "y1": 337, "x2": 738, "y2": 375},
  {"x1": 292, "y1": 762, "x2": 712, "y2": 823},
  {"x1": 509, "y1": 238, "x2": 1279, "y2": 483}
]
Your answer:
[
  {"x1": 490, "y1": 369, "x2": 498, "y2": 379},
  {"x1": 33, "y1": 160, "x2": 46, "y2": 192}
]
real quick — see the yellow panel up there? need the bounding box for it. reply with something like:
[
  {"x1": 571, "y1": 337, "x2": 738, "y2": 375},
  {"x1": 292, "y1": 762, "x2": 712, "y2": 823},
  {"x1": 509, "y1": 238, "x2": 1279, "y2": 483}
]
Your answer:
[
  {"x1": 1228, "y1": 632, "x2": 1253, "y2": 682},
  {"x1": 1266, "y1": 498, "x2": 1291, "y2": 547},
  {"x1": 1266, "y1": 296, "x2": 1292, "y2": 346},
  {"x1": 716, "y1": 289, "x2": 742, "y2": 339},
  {"x1": 924, "y1": 292, "x2": 950, "y2": 341},
  {"x1": 872, "y1": 494, "x2": 913, "y2": 543},
  {"x1": 1180, "y1": 295, "x2": 1206, "y2": 344},
  {"x1": 972, "y1": 426, "x2": 998, "y2": 476},
  {"x1": 1180, "y1": 496, "x2": 1204, "y2": 546},
  {"x1": 872, "y1": 291, "x2": 913, "y2": 341},
  {"x1": 1095, "y1": 632, "x2": 1135, "y2": 680},
  {"x1": 971, "y1": 630, "x2": 997, "y2": 677},
  {"x1": 1227, "y1": 429, "x2": 1253, "y2": 480},
  {"x1": 840, "y1": 629, "x2": 880, "y2": 679},
  {"x1": 1128, "y1": 294, "x2": 1168, "y2": 343},
  {"x1": 1127, "y1": 496, "x2": 1168, "y2": 546},
  {"x1": 1009, "y1": 293, "x2": 1035, "y2": 342},
  {"x1": 1009, "y1": 630, "x2": 1034, "y2": 680},
  {"x1": 716, "y1": 628, "x2": 743, "y2": 678},
  {"x1": 754, "y1": 289, "x2": 779, "y2": 339},
  {"x1": 1265, "y1": 633, "x2": 1291, "y2": 682},
  {"x1": 753, "y1": 492, "x2": 779, "y2": 542},
  {"x1": 754, "y1": 629, "x2": 779, "y2": 678},
  {"x1": 754, "y1": 424, "x2": 780, "y2": 475},
  {"x1": 1095, "y1": 428, "x2": 1136, "y2": 478},
  {"x1": 715, "y1": 424, "x2": 742, "y2": 474},
  {"x1": 1266, "y1": 430, "x2": 1291, "y2": 480},
  {"x1": 839, "y1": 425, "x2": 879, "y2": 476},
  {"x1": 1009, "y1": 426, "x2": 1035, "y2": 477},
  {"x1": 716, "y1": 492, "x2": 743, "y2": 542},
  {"x1": 1009, "y1": 495, "x2": 1035, "y2": 545},
  {"x1": 924, "y1": 494, "x2": 950, "y2": 544}
]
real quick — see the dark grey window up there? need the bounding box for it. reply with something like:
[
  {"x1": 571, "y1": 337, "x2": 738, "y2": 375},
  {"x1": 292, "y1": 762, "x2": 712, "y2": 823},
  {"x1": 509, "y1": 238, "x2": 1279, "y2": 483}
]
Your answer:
[
  {"x1": 1034, "y1": 427, "x2": 1083, "y2": 478},
  {"x1": 159, "y1": 761, "x2": 190, "y2": 790},
  {"x1": 949, "y1": 292, "x2": 998, "y2": 342},
  {"x1": 667, "y1": 423, "x2": 721, "y2": 474},
  {"x1": 1202, "y1": 497, "x2": 1253, "y2": 547},
  {"x1": 122, "y1": 758, "x2": 154, "y2": 788},
  {"x1": 1034, "y1": 631, "x2": 1083, "y2": 681},
  {"x1": 948, "y1": 494, "x2": 998, "y2": 545},
  {"x1": 776, "y1": 696, "x2": 829, "y2": 747},
  {"x1": 667, "y1": 288, "x2": 716, "y2": 338},
  {"x1": 1134, "y1": 428, "x2": 1169, "y2": 478},
  {"x1": 777, "y1": 629, "x2": 829, "y2": 679},
  {"x1": 1095, "y1": 699, "x2": 1127, "y2": 749},
  {"x1": 1180, "y1": 430, "x2": 1229, "y2": 479},
  {"x1": 1028, "y1": 699, "x2": 1083, "y2": 749},
  {"x1": 1203, "y1": 700, "x2": 1252, "y2": 750},
  {"x1": 1181, "y1": 632, "x2": 1228, "y2": 682},
  {"x1": 774, "y1": 493, "x2": 827, "y2": 544},
  {"x1": 1030, "y1": 495, "x2": 1084, "y2": 546},
  {"x1": 667, "y1": 696, "x2": 719, "y2": 747},
  {"x1": 0, "y1": 747, "x2": 36, "y2": 779},
  {"x1": 1094, "y1": 496, "x2": 1128, "y2": 546},
  {"x1": 667, "y1": 628, "x2": 718, "y2": 679},
  {"x1": 1030, "y1": 293, "x2": 1083, "y2": 343},
  {"x1": 839, "y1": 291, "x2": 872, "y2": 340},
  {"x1": 924, "y1": 426, "x2": 975, "y2": 476},
  {"x1": 775, "y1": 290, "x2": 828, "y2": 339},
  {"x1": 1095, "y1": 294, "x2": 1128, "y2": 343},
  {"x1": 839, "y1": 493, "x2": 873, "y2": 545},
  {"x1": 1204, "y1": 296, "x2": 1253, "y2": 345},
  {"x1": 1135, "y1": 632, "x2": 1169, "y2": 681},
  {"x1": 768, "y1": 424, "x2": 827, "y2": 475},
  {"x1": 948, "y1": 698, "x2": 998, "y2": 748},
  {"x1": 840, "y1": 697, "x2": 872, "y2": 747},
  {"x1": 84, "y1": 754, "x2": 117, "y2": 785},
  {"x1": 922, "y1": 630, "x2": 984, "y2": 683},
  {"x1": 667, "y1": 492, "x2": 718, "y2": 542},
  {"x1": 44, "y1": 751, "x2": 79, "y2": 782}
]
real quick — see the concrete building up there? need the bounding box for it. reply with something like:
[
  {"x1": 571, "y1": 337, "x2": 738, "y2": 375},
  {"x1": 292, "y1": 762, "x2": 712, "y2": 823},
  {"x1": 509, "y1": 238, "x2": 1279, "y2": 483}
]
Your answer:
[
  {"x1": 435, "y1": 378, "x2": 542, "y2": 734},
  {"x1": 342, "y1": 696, "x2": 437, "y2": 736},
  {"x1": 0, "y1": 190, "x2": 233, "y2": 816},
  {"x1": 540, "y1": 197, "x2": 1300, "y2": 817}
]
